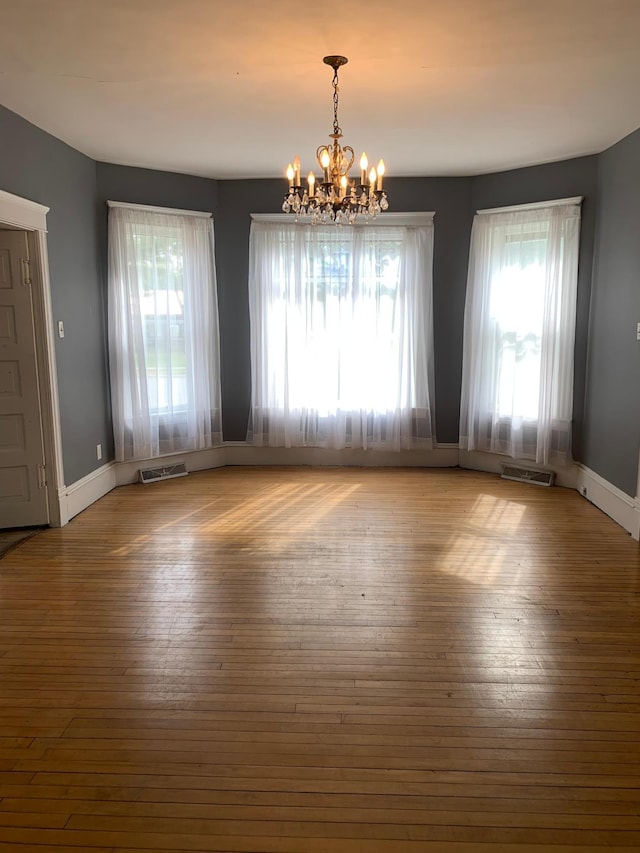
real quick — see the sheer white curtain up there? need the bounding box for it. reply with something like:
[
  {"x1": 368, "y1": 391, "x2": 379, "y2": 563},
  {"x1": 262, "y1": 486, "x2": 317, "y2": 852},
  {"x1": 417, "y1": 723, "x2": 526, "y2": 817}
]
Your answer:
[
  {"x1": 248, "y1": 218, "x2": 435, "y2": 450},
  {"x1": 459, "y1": 201, "x2": 581, "y2": 465},
  {"x1": 108, "y1": 204, "x2": 222, "y2": 461}
]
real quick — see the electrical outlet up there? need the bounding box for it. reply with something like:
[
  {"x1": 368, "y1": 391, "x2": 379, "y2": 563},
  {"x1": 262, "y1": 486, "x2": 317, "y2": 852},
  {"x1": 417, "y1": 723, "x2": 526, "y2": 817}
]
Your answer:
[
  {"x1": 581, "y1": 486, "x2": 587, "y2": 497},
  {"x1": 57, "y1": 320, "x2": 65, "y2": 338},
  {"x1": 637, "y1": 322, "x2": 640, "y2": 341},
  {"x1": 96, "y1": 443, "x2": 102, "y2": 460}
]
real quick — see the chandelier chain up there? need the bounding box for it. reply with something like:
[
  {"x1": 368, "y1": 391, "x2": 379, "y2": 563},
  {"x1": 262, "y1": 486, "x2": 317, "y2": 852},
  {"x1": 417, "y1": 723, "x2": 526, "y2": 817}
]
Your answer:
[{"x1": 332, "y1": 68, "x2": 341, "y2": 137}]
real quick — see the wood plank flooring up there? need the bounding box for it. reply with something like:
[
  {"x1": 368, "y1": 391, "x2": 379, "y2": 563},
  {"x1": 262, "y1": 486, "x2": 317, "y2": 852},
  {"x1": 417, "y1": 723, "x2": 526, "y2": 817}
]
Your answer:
[{"x1": 0, "y1": 465, "x2": 639, "y2": 852}]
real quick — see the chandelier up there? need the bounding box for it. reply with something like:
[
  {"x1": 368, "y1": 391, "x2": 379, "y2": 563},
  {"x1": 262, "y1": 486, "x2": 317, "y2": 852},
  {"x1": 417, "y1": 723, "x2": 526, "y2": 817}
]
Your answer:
[{"x1": 282, "y1": 56, "x2": 388, "y2": 225}]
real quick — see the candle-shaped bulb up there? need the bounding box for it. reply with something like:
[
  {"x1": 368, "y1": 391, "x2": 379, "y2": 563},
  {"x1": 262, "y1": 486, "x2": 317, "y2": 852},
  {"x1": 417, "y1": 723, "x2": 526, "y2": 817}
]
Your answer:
[
  {"x1": 360, "y1": 152, "x2": 368, "y2": 184},
  {"x1": 320, "y1": 148, "x2": 331, "y2": 183},
  {"x1": 286, "y1": 163, "x2": 294, "y2": 190},
  {"x1": 340, "y1": 175, "x2": 348, "y2": 198},
  {"x1": 307, "y1": 171, "x2": 316, "y2": 197},
  {"x1": 293, "y1": 155, "x2": 301, "y2": 187},
  {"x1": 369, "y1": 167, "x2": 377, "y2": 192},
  {"x1": 376, "y1": 159, "x2": 385, "y2": 191}
]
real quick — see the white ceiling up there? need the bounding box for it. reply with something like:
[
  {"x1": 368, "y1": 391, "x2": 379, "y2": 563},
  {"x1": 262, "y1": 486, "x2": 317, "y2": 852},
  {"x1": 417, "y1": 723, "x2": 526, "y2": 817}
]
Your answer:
[{"x1": 1, "y1": 0, "x2": 639, "y2": 179}]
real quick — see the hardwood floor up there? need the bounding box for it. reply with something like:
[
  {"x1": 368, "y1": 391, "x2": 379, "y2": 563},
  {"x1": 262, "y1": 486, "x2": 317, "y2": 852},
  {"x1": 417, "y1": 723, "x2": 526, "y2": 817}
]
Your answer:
[{"x1": 0, "y1": 466, "x2": 639, "y2": 852}]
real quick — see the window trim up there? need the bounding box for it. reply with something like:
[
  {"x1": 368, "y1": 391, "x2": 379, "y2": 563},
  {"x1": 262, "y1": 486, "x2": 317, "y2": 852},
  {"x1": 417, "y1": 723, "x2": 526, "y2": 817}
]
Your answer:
[
  {"x1": 476, "y1": 196, "x2": 582, "y2": 216},
  {"x1": 107, "y1": 200, "x2": 212, "y2": 219},
  {"x1": 250, "y1": 212, "x2": 435, "y2": 227}
]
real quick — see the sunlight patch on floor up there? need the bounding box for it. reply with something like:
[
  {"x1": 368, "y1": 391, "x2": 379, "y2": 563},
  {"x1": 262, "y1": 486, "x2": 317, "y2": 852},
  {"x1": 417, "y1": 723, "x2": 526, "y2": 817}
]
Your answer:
[
  {"x1": 437, "y1": 493, "x2": 528, "y2": 585},
  {"x1": 198, "y1": 480, "x2": 362, "y2": 544},
  {"x1": 110, "y1": 481, "x2": 362, "y2": 557}
]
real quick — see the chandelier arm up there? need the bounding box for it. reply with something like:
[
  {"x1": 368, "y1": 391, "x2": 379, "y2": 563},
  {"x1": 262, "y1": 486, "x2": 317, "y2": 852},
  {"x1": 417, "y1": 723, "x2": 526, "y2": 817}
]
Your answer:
[{"x1": 341, "y1": 146, "x2": 355, "y2": 177}]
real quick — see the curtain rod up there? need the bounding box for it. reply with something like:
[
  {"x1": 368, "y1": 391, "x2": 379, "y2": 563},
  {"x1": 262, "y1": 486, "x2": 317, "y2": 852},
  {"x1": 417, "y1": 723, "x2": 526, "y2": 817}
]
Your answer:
[
  {"x1": 107, "y1": 201, "x2": 212, "y2": 218},
  {"x1": 476, "y1": 196, "x2": 583, "y2": 215}
]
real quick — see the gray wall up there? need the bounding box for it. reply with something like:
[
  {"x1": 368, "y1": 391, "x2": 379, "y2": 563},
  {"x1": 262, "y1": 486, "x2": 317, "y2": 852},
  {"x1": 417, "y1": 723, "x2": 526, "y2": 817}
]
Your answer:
[
  {"x1": 96, "y1": 162, "x2": 218, "y2": 215},
  {"x1": 583, "y1": 129, "x2": 640, "y2": 496},
  {"x1": 215, "y1": 180, "x2": 282, "y2": 439},
  {"x1": 471, "y1": 156, "x2": 599, "y2": 461},
  {"x1": 0, "y1": 105, "x2": 108, "y2": 485}
]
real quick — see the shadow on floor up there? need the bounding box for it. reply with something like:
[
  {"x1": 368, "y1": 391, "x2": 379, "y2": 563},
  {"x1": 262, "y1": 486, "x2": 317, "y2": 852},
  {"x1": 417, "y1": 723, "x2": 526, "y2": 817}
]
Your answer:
[{"x1": 0, "y1": 527, "x2": 44, "y2": 559}]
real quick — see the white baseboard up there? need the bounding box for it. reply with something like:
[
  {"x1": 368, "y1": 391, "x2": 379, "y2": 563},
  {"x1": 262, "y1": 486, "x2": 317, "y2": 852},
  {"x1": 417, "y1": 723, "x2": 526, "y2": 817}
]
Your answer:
[
  {"x1": 458, "y1": 449, "x2": 578, "y2": 489},
  {"x1": 114, "y1": 446, "x2": 227, "y2": 486},
  {"x1": 62, "y1": 462, "x2": 117, "y2": 522},
  {"x1": 576, "y1": 465, "x2": 640, "y2": 541}
]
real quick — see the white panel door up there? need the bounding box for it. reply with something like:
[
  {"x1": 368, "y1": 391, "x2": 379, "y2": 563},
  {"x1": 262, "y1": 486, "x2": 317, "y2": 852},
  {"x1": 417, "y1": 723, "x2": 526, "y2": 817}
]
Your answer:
[{"x1": 0, "y1": 230, "x2": 48, "y2": 527}]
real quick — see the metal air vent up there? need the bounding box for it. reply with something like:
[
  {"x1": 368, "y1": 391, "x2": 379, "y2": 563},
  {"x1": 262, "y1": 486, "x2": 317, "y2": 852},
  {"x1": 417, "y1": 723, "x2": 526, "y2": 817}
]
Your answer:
[
  {"x1": 139, "y1": 462, "x2": 188, "y2": 484},
  {"x1": 500, "y1": 465, "x2": 554, "y2": 487}
]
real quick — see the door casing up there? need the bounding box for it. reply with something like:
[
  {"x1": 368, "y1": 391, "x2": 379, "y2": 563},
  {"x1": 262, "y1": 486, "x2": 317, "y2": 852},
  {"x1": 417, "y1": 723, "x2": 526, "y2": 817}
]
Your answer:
[{"x1": 0, "y1": 189, "x2": 65, "y2": 527}]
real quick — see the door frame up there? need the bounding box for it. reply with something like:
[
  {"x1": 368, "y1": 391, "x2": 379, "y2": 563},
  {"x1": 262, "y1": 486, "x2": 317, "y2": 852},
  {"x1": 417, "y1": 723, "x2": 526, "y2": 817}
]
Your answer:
[{"x1": 0, "y1": 189, "x2": 65, "y2": 527}]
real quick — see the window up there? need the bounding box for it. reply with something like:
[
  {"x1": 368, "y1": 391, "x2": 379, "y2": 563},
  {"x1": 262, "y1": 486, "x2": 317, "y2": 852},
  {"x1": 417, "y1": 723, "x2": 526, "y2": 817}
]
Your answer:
[
  {"x1": 108, "y1": 204, "x2": 222, "y2": 461},
  {"x1": 459, "y1": 200, "x2": 581, "y2": 465},
  {"x1": 248, "y1": 216, "x2": 435, "y2": 450}
]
